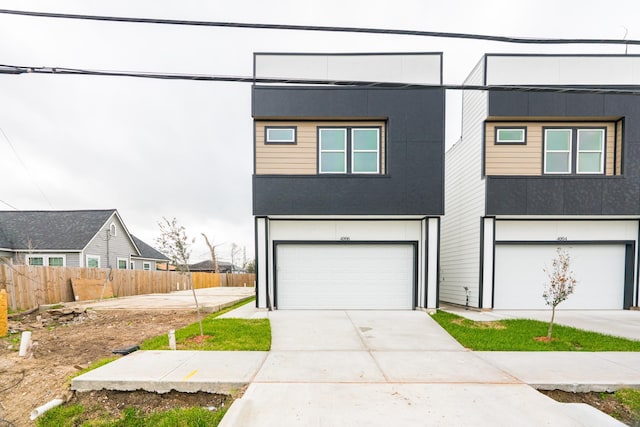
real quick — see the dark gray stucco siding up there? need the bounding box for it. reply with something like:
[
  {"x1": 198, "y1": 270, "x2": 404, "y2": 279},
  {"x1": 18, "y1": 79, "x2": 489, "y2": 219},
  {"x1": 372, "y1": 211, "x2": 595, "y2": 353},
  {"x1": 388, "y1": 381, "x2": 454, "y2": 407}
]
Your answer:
[
  {"x1": 252, "y1": 86, "x2": 445, "y2": 216},
  {"x1": 486, "y1": 91, "x2": 640, "y2": 215}
]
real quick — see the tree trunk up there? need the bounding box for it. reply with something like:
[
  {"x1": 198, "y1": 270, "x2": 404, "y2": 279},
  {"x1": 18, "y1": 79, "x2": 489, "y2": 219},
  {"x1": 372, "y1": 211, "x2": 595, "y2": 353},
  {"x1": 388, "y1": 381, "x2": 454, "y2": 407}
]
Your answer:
[{"x1": 547, "y1": 305, "x2": 556, "y2": 340}]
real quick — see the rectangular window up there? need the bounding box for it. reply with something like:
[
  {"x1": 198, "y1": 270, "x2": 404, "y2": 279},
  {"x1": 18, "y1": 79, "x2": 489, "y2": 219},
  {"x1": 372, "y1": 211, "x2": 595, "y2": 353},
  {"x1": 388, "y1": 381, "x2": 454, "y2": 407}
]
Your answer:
[
  {"x1": 352, "y1": 128, "x2": 380, "y2": 173},
  {"x1": 319, "y1": 128, "x2": 347, "y2": 173},
  {"x1": 86, "y1": 255, "x2": 100, "y2": 268},
  {"x1": 319, "y1": 127, "x2": 381, "y2": 174},
  {"x1": 265, "y1": 127, "x2": 296, "y2": 144},
  {"x1": 544, "y1": 127, "x2": 605, "y2": 175},
  {"x1": 117, "y1": 258, "x2": 128, "y2": 269},
  {"x1": 28, "y1": 256, "x2": 44, "y2": 266},
  {"x1": 496, "y1": 127, "x2": 526, "y2": 144},
  {"x1": 48, "y1": 257, "x2": 64, "y2": 267},
  {"x1": 143, "y1": 262, "x2": 151, "y2": 271},
  {"x1": 577, "y1": 129, "x2": 605, "y2": 174},
  {"x1": 544, "y1": 129, "x2": 572, "y2": 174}
]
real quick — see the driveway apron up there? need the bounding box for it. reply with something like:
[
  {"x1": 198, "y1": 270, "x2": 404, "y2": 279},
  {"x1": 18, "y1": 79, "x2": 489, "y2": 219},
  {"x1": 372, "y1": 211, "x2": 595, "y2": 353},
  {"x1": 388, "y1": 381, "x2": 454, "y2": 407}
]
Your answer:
[{"x1": 221, "y1": 310, "x2": 620, "y2": 426}]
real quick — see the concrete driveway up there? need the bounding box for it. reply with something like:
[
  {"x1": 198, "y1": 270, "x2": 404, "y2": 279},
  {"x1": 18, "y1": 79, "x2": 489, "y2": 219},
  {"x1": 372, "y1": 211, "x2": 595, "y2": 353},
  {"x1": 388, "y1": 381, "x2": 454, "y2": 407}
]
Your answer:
[{"x1": 221, "y1": 310, "x2": 623, "y2": 426}]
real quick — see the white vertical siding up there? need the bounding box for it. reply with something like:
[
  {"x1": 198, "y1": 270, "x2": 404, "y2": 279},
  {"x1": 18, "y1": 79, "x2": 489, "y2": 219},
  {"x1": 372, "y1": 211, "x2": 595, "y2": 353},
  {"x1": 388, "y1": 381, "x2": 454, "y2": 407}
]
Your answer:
[
  {"x1": 440, "y1": 58, "x2": 487, "y2": 307},
  {"x1": 255, "y1": 218, "x2": 268, "y2": 308},
  {"x1": 426, "y1": 217, "x2": 439, "y2": 308}
]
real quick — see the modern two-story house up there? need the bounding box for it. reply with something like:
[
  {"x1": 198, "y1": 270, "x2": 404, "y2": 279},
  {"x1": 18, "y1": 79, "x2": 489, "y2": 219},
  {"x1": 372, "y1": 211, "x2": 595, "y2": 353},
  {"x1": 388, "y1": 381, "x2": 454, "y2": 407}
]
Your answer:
[
  {"x1": 441, "y1": 54, "x2": 640, "y2": 310},
  {"x1": 252, "y1": 53, "x2": 445, "y2": 310}
]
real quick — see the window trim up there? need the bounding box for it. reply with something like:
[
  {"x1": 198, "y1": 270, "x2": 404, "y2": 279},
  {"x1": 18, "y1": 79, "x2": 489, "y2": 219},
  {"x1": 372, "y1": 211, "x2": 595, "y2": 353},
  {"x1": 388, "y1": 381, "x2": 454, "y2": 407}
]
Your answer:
[
  {"x1": 576, "y1": 128, "x2": 605, "y2": 175},
  {"x1": 86, "y1": 255, "x2": 100, "y2": 268},
  {"x1": 318, "y1": 126, "x2": 382, "y2": 175},
  {"x1": 495, "y1": 127, "x2": 527, "y2": 145},
  {"x1": 265, "y1": 126, "x2": 297, "y2": 145},
  {"x1": 543, "y1": 126, "x2": 606, "y2": 175},
  {"x1": 351, "y1": 128, "x2": 380, "y2": 174},
  {"x1": 26, "y1": 254, "x2": 66, "y2": 267},
  {"x1": 318, "y1": 127, "x2": 347, "y2": 174},
  {"x1": 143, "y1": 261, "x2": 151, "y2": 271},
  {"x1": 117, "y1": 257, "x2": 129, "y2": 270}
]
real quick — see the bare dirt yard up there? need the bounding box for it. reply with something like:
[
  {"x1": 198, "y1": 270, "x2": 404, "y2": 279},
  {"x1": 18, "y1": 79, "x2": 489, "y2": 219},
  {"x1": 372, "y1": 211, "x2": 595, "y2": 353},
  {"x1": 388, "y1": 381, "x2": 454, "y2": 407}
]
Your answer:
[{"x1": 0, "y1": 308, "x2": 230, "y2": 427}]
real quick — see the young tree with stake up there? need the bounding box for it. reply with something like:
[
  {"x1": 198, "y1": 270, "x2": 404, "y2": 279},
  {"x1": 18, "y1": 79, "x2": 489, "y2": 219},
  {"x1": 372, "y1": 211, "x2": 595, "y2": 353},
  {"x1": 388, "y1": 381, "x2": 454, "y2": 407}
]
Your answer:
[
  {"x1": 542, "y1": 248, "x2": 577, "y2": 340},
  {"x1": 156, "y1": 217, "x2": 204, "y2": 336}
]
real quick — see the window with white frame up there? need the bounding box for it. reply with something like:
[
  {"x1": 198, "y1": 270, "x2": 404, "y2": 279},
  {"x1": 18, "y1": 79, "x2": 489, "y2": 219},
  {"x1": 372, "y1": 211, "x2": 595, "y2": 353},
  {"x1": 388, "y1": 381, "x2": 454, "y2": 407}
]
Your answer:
[
  {"x1": 265, "y1": 127, "x2": 296, "y2": 144},
  {"x1": 544, "y1": 127, "x2": 605, "y2": 175},
  {"x1": 110, "y1": 222, "x2": 117, "y2": 236},
  {"x1": 117, "y1": 258, "x2": 128, "y2": 269},
  {"x1": 86, "y1": 255, "x2": 100, "y2": 268},
  {"x1": 143, "y1": 262, "x2": 151, "y2": 271},
  {"x1": 496, "y1": 127, "x2": 526, "y2": 145},
  {"x1": 27, "y1": 254, "x2": 66, "y2": 267},
  {"x1": 319, "y1": 127, "x2": 380, "y2": 174},
  {"x1": 577, "y1": 129, "x2": 605, "y2": 174}
]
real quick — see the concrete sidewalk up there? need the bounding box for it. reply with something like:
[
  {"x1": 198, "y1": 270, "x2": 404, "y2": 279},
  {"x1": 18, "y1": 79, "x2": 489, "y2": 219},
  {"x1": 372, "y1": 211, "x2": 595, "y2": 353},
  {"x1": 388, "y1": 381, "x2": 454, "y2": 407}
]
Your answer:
[{"x1": 71, "y1": 308, "x2": 640, "y2": 426}]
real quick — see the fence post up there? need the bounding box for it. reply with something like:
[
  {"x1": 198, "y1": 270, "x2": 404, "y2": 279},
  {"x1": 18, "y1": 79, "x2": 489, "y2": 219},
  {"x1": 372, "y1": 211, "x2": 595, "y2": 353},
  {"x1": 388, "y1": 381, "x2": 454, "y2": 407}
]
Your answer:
[{"x1": 0, "y1": 289, "x2": 7, "y2": 337}]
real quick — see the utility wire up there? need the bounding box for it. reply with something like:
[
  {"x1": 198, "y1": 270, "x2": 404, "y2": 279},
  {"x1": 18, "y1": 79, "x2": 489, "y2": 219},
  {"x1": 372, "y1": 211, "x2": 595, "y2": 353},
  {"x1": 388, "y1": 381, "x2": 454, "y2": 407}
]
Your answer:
[
  {"x1": 0, "y1": 127, "x2": 54, "y2": 209},
  {"x1": 1, "y1": 64, "x2": 640, "y2": 96},
  {"x1": 0, "y1": 8, "x2": 637, "y2": 46},
  {"x1": 0, "y1": 199, "x2": 18, "y2": 210}
]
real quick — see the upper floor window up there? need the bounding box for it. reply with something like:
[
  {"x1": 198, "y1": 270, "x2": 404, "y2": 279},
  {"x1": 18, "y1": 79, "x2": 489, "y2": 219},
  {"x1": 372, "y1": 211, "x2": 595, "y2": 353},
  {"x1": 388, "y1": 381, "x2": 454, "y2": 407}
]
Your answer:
[
  {"x1": 319, "y1": 127, "x2": 380, "y2": 174},
  {"x1": 110, "y1": 222, "x2": 117, "y2": 236},
  {"x1": 265, "y1": 127, "x2": 296, "y2": 144},
  {"x1": 496, "y1": 127, "x2": 526, "y2": 145},
  {"x1": 544, "y1": 128, "x2": 605, "y2": 175}
]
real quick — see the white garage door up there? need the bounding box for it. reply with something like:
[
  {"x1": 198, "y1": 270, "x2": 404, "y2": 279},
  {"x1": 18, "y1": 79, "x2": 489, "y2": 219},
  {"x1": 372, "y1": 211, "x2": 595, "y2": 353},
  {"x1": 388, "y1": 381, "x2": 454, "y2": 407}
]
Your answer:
[
  {"x1": 276, "y1": 244, "x2": 414, "y2": 309},
  {"x1": 494, "y1": 244, "x2": 626, "y2": 309}
]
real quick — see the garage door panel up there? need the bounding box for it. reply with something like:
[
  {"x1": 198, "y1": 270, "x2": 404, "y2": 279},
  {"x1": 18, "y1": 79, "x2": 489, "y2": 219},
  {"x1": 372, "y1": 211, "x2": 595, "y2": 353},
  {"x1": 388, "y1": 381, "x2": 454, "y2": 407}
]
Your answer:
[
  {"x1": 276, "y1": 244, "x2": 414, "y2": 310},
  {"x1": 494, "y1": 245, "x2": 625, "y2": 309}
]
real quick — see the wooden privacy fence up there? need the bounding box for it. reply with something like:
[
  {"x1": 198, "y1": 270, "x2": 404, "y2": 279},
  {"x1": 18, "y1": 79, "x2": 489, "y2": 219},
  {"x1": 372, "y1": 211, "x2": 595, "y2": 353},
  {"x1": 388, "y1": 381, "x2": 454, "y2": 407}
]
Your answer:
[{"x1": 0, "y1": 264, "x2": 255, "y2": 311}]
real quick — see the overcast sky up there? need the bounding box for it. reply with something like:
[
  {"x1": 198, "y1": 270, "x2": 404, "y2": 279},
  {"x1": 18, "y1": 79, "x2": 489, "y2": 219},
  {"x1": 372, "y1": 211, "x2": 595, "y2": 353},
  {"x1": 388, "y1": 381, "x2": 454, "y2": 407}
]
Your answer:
[{"x1": 0, "y1": 0, "x2": 639, "y2": 263}]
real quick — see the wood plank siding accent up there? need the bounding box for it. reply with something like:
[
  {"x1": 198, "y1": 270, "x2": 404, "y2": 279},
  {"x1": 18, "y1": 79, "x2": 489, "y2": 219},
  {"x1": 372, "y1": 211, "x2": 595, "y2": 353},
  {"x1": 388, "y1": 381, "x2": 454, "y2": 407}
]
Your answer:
[
  {"x1": 485, "y1": 121, "x2": 620, "y2": 176},
  {"x1": 255, "y1": 121, "x2": 386, "y2": 175}
]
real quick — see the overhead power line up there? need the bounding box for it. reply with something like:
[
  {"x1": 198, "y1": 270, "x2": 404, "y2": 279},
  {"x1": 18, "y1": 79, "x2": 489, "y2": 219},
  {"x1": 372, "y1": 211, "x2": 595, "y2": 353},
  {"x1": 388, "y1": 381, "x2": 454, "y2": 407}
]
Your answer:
[
  {"x1": 1, "y1": 64, "x2": 640, "y2": 96},
  {"x1": 0, "y1": 8, "x2": 637, "y2": 46}
]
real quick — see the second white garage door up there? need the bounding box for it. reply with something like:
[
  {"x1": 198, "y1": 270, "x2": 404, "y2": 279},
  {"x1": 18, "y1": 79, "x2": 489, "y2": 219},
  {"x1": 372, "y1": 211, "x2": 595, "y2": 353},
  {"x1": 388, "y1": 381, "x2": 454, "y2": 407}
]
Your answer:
[
  {"x1": 276, "y1": 243, "x2": 415, "y2": 309},
  {"x1": 494, "y1": 244, "x2": 626, "y2": 309}
]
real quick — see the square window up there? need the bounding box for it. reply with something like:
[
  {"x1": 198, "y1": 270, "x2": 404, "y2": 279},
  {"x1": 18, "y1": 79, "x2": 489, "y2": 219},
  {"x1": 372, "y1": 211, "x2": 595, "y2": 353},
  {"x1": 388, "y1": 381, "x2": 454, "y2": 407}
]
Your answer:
[
  {"x1": 265, "y1": 127, "x2": 296, "y2": 144},
  {"x1": 496, "y1": 127, "x2": 526, "y2": 144},
  {"x1": 143, "y1": 262, "x2": 151, "y2": 271},
  {"x1": 87, "y1": 256, "x2": 100, "y2": 268},
  {"x1": 118, "y1": 259, "x2": 128, "y2": 269}
]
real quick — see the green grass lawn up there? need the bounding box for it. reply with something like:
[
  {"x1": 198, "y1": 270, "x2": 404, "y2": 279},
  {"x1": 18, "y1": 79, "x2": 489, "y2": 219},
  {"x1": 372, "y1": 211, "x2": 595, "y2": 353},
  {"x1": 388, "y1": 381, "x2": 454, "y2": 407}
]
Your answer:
[
  {"x1": 140, "y1": 298, "x2": 271, "y2": 351},
  {"x1": 37, "y1": 404, "x2": 228, "y2": 427},
  {"x1": 432, "y1": 310, "x2": 640, "y2": 351}
]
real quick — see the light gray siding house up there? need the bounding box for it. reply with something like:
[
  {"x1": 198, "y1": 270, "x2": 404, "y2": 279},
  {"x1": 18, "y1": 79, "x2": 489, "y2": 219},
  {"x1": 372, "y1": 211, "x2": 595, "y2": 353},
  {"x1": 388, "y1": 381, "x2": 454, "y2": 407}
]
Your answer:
[{"x1": 0, "y1": 209, "x2": 167, "y2": 269}]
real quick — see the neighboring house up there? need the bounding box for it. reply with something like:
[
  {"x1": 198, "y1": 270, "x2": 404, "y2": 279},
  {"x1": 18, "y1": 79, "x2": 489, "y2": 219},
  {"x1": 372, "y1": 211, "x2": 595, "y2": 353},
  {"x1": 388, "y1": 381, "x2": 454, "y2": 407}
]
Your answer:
[
  {"x1": 252, "y1": 53, "x2": 445, "y2": 310},
  {"x1": 0, "y1": 209, "x2": 168, "y2": 270},
  {"x1": 441, "y1": 54, "x2": 640, "y2": 310},
  {"x1": 189, "y1": 260, "x2": 236, "y2": 273}
]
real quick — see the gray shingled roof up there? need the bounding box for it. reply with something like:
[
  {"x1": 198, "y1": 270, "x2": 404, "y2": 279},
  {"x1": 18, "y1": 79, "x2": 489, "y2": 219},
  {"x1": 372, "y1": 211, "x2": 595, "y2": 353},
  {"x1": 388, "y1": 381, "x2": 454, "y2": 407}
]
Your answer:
[
  {"x1": 0, "y1": 210, "x2": 116, "y2": 250},
  {"x1": 131, "y1": 235, "x2": 169, "y2": 261}
]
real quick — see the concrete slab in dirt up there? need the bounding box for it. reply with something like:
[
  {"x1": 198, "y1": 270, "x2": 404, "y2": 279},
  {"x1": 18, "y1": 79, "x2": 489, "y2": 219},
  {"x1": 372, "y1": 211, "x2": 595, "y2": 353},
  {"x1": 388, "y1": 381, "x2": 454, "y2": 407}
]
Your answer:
[
  {"x1": 476, "y1": 351, "x2": 640, "y2": 392},
  {"x1": 220, "y1": 383, "x2": 622, "y2": 427},
  {"x1": 72, "y1": 350, "x2": 267, "y2": 394},
  {"x1": 69, "y1": 287, "x2": 255, "y2": 312}
]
